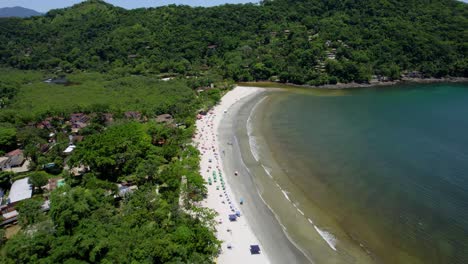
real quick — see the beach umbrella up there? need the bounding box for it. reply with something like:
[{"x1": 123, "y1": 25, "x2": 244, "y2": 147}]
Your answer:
[
  {"x1": 229, "y1": 214, "x2": 237, "y2": 221},
  {"x1": 250, "y1": 245, "x2": 261, "y2": 254}
]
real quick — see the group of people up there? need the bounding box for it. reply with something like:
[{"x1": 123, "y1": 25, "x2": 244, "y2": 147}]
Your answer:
[{"x1": 195, "y1": 110, "x2": 240, "y2": 250}]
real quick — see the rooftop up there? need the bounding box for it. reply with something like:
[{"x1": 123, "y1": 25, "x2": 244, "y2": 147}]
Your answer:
[
  {"x1": 9, "y1": 177, "x2": 32, "y2": 203},
  {"x1": 156, "y1": 114, "x2": 173, "y2": 123},
  {"x1": 63, "y1": 145, "x2": 76, "y2": 154},
  {"x1": 6, "y1": 149, "x2": 22, "y2": 157}
]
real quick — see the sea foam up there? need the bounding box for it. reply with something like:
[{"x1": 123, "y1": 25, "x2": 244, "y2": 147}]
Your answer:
[
  {"x1": 314, "y1": 226, "x2": 338, "y2": 251},
  {"x1": 262, "y1": 164, "x2": 274, "y2": 179},
  {"x1": 246, "y1": 96, "x2": 267, "y2": 162},
  {"x1": 281, "y1": 190, "x2": 291, "y2": 202}
]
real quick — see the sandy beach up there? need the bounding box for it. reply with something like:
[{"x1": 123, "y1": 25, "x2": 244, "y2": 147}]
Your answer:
[
  {"x1": 194, "y1": 86, "x2": 310, "y2": 264},
  {"x1": 195, "y1": 86, "x2": 269, "y2": 264}
]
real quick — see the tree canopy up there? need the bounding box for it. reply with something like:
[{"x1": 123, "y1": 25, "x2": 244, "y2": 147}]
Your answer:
[{"x1": 0, "y1": 0, "x2": 466, "y2": 85}]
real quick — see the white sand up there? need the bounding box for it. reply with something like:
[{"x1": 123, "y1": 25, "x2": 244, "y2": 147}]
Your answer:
[{"x1": 194, "y1": 86, "x2": 270, "y2": 264}]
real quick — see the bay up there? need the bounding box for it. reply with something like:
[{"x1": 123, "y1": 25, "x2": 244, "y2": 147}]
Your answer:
[{"x1": 250, "y1": 83, "x2": 468, "y2": 264}]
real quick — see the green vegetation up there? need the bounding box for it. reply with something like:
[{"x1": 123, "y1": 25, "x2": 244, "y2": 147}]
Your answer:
[
  {"x1": 1, "y1": 120, "x2": 219, "y2": 263},
  {"x1": 0, "y1": 0, "x2": 466, "y2": 85},
  {"x1": 0, "y1": 124, "x2": 16, "y2": 154},
  {"x1": 27, "y1": 171, "x2": 49, "y2": 191},
  {"x1": 0, "y1": 69, "x2": 203, "y2": 123},
  {"x1": 0, "y1": 68, "x2": 223, "y2": 263},
  {"x1": 3, "y1": 185, "x2": 218, "y2": 263}
]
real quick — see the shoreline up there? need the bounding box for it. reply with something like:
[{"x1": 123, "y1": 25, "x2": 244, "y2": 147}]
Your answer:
[
  {"x1": 225, "y1": 86, "x2": 382, "y2": 264},
  {"x1": 196, "y1": 86, "x2": 373, "y2": 264},
  {"x1": 218, "y1": 90, "x2": 313, "y2": 264},
  {"x1": 194, "y1": 87, "x2": 273, "y2": 264},
  {"x1": 195, "y1": 83, "x2": 468, "y2": 264},
  {"x1": 238, "y1": 77, "x2": 468, "y2": 90}
]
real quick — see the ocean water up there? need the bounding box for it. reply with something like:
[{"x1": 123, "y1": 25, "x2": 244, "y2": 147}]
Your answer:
[{"x1": 249, "y1": 83, "x2": 468, "y2": 264}]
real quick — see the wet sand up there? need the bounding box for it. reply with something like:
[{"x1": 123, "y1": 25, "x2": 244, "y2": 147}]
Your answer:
[{"x1": 217, "y1": 89, "x2": 311, "y2": 264}]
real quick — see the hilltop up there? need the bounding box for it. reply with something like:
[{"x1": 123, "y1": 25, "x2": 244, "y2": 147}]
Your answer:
[
  {"x1": 0, "y1": 0, "x2": 466, "y2": 84},
  {"x1": 0, "y1": 6, "x2": 42, "y2": 18}
]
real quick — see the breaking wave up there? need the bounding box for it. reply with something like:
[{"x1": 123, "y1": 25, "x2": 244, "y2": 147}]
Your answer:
[
  {"x1": 314, "y1": 226, "x2": 338, "y2": 251},
  {"x1": 247, "y1": 96, "x2": 267, "y2": 162}
]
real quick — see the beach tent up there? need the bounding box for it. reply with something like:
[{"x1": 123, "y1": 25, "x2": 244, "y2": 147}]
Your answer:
[
  {"x1": 229, "y1": 214, "x2": 237, "y2": 221},
  {"x1": 250, "y1": 245, "x2": 261, "y2": 254}
]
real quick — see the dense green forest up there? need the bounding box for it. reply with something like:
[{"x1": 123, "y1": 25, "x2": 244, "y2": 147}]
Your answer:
[
  {"x1": 0, "y1": 0, "x2": 467, "y2": 85},
  {"x1": 1, "y1": 122, "x2": 219, "y2": 263},
  {"x1": 0, "y1": 68, "x2": 224, "y2": 262}
]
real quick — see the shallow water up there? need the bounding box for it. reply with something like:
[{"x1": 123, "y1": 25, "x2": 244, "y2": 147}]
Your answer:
[{"x1": 247, "y1": 83, "x2": 468, "y2": 264}]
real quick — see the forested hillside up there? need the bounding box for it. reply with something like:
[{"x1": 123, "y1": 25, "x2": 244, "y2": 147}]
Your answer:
[{"x1": 0, "y1": 0, "x2": 466, "y2": 85}]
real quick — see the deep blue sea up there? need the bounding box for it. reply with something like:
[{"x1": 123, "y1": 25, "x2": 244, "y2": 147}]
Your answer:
[{"x1": 262, "y1": 83, "x2": 468, "y2": 263}]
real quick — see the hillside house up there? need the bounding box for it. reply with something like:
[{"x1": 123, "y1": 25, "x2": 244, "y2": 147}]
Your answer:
[
  {"x1": 103, "y1": 113, "x2": 114, "y2": 125},
  {"x1": 71, "y1": 135, "x2": 84, "y2": 144},
  {"x1": 124, "y1": 111, "x2": 142, "y2": 120},
  {"x1": 70, "y1": 113, "x2": 89, "y2": 123},
  {"x1": 156, "y1": 114, "x2": 174, "y2": 124},
  {"x1": 43, "y1": 178, "x2": 64, "y2": 192},
  {"x1": 36, "y1": 118, "x2": 53, "y2": 130},
  {"x1": 63, "y1": 145, "x2": 76, "y2": 155},
  {"x1": 70, "y1": 165, "x2": 89, "y2": 177},
  {"x1": 0, "y1": 149, "x2": 28, "y2": 172}
]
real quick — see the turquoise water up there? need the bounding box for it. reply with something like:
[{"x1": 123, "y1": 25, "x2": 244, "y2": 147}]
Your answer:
[{"x1": 261, "y1": 83, "x2": 468, "y2": 264}]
